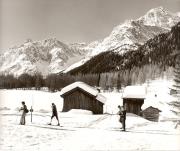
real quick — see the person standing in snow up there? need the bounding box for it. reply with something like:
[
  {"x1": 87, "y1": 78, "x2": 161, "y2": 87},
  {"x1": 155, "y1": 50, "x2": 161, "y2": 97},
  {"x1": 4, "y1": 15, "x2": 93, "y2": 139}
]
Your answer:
[
  {"x1": 49, "y1": 103, "x2": 60, "y2": 126},
  {"x1": 19, "y1": 101, "x2": 28, "y2": 125},
  {"x1": 118, "y1": 105, "x2": 126, "y2": 131},
  {"x1": 118, "y1": 106, "x2": 123, "y2": 124}
]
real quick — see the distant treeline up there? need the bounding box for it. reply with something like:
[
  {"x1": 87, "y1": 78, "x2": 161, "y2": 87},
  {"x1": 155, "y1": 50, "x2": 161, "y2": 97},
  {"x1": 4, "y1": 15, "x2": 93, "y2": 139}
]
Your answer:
[{"x1": 0, "y1": 64, "x2": 173, "y2": 92}]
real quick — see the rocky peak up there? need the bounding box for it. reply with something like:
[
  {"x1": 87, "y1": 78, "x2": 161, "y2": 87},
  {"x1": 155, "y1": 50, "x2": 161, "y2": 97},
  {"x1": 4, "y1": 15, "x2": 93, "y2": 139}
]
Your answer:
[{"x1": 138, "y1": 6, "x2": 180, "y2": 29}]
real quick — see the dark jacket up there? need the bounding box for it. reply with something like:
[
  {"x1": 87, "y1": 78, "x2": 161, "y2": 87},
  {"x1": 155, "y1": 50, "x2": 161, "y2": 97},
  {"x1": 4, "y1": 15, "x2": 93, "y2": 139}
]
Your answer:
[
  {"x1": 121, "y1": 110, "x2": 126, "y2": 120},
  {"x1": 20, "y1": 104, "x2": 27, "y2": 113},
  {"x1": 119, "y1": 110, "x2": 126, "y2": 121},
  {"x1": 52, "y1": 104, "x2": 58, "y2": 115}
]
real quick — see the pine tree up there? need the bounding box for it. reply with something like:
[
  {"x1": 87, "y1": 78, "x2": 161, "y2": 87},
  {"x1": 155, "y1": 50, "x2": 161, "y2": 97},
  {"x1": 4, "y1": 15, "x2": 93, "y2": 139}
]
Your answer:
[
  {"x1": 168, "y1": 49, "x2": 180, "y2": 116},
  {"x1": 171, "y1": 22, "x2": 180, "y2": 98},
  {"x1": 172, "y1": 50, "x2": 180, "y2": 98},
  {"x1": 117, "y1": 72, "x2": 121, "y2": 91},
  {"x1": 169, "y1": 22, "x2": 180, "y2": 116},
  {"x1": 97, "y1": 73, "x2": 101, "y2": 87},
  {"x1": 34, "y1": 73, "x2": 44, "y2": 90}
]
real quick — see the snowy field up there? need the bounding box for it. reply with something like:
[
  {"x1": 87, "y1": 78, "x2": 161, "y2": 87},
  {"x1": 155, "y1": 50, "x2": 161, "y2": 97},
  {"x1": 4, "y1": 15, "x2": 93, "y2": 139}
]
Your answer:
[
  {"x1": 0, "y1": 79, "x2": 180, "y2": 150},
  {"x1": 0, "y1": 110, "x2": 180, "y2": 151}
]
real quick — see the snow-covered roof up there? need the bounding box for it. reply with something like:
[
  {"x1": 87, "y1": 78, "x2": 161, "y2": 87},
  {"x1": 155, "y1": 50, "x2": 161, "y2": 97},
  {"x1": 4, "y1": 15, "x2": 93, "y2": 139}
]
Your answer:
[
  {"x1": 142, "y1": 100, "x2": 162, "y2": 110},
  {"x1": 123, "y1": 86, "x2": 146, "y2": 99},
  {"x1": 61, "y1": 81, "x2": 98, "y2": 96},
  {"x1": 60, "y1": 81, "x2": 106, "y2": 104},
  {"x1": 96, "y1": 94, "x2": 106, "y2": 104},
  {"x1": 142, "y1": 106, "x2": 161, "y2": 112}
]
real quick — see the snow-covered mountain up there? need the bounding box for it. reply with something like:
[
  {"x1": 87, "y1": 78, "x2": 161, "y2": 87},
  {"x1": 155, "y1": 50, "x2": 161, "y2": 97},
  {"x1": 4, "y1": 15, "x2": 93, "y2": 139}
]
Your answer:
[
  {"x1": 65, "y1": 7, "x2": 180, "y2": 72},
  {"x1": 0, "y1": 7, "x2": 180, "y2": 76},
  {"x1": 85, "y1": 6, "x2": 180, "y2": 56},
  {"x1": 138, "y1": 6, "x2": 180, "y2": 29},
  {"x1": 88, "y1": 20, "x2": 168, "y2": 56},
  {"x1": 0, "y1": 38, "x2": 86, "y2": 76}
]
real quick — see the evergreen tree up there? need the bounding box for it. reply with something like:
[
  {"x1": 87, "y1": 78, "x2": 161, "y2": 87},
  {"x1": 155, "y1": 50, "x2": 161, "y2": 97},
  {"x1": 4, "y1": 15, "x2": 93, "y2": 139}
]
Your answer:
[
  {"x1": 34, "y1": 73, "x2": 44, "y2": 90},
  {"x1": 168, "y1": 49, "x2": 180, "y2": 116},
  {"x1": 171, "y1": 50, "x2": 180, "y2": 98},
  {"x1": 18, "y1": 74, "x2": 34, "y2": 89},
  {"x1": 171, "y1": 22, "x2": 180, "y2": 98},
  {"x1": 117, "y1": 72, "x2": 121, "y2": 90}
]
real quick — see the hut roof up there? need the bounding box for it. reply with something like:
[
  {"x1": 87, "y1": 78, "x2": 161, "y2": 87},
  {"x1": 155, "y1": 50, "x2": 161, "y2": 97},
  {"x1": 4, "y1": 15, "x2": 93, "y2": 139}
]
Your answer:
[
  {"x1": 123, "y1": 86, "x2": 146, "y2": 99},
  {"x1": 142, "y1": 106, "x2": 161, "y2": 112},
  {"x1": 60, "y1": 81, "x2": 106, "y2": 104},
  {"x1": 142, "y1": 98, "x2": 163, "y2": 110}
]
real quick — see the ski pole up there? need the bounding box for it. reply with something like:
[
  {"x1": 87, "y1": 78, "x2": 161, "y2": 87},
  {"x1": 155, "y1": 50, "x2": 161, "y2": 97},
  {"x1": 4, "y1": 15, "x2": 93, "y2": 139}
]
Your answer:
[
  {"x1": 30, "y1": 106, "x2": 33, "y2": 123},
  {"x1": 30, "y1": 93, "x2": 34, "y2": 123}
]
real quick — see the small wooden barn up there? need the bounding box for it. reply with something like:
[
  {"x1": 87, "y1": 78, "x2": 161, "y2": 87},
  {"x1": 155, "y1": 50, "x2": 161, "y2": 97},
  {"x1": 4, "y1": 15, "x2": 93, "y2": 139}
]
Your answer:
[
  {"x1": 60, "y1": 81, "x2": 106, "y2": 114},
  {"x1": 122, "y1": 86, "x2": 146, "y2": 116},
  {"x1": 142, "y1": 106, "x2": 161, "y2": 122}
]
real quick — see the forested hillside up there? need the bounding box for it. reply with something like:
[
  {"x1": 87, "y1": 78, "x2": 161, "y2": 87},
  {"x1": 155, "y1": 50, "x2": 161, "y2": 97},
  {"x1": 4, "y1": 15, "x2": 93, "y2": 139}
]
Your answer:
[{"x1": 69, "y1": 22, "x2": 180, "y2": 74}]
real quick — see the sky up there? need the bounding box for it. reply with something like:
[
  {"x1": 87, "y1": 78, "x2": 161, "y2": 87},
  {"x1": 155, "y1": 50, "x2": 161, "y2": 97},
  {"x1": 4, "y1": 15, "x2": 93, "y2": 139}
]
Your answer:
[{"x1": 0, "y1": 0, "x2": 180, "y2": 52}]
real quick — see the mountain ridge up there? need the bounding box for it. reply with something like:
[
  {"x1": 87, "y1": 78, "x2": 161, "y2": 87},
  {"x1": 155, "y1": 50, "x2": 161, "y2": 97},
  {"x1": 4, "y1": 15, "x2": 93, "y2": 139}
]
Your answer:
[
  {"x1": 69, "y1": 21, "x2": 180, "y2": 74},
  {"x1": 0, "y1": 7, "x2": 180, "y2": 76},
  {"x1": 85, "y1": 6, "x2": 180, "y2": 56},
  {"x1": 0, "y1": 38, "x2": 87, "y2": 76}
]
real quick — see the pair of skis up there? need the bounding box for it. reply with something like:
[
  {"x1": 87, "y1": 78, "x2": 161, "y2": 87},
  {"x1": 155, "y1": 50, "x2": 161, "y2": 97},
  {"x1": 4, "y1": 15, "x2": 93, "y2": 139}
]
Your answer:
[{"x1": 47, "y1": 123, "x2": 60, "y2": 126}]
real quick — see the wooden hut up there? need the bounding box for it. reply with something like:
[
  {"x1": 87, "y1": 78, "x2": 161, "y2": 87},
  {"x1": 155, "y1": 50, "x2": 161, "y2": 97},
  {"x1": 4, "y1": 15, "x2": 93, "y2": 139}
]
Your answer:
[
  {"x1": 60, "y1": 81, "x2": 106, "y2": 114},
  {"x1": 142, "y1": 106, "x2": 161, "y2": 122},
  {"x1": 122, "y1": 86, "x2": 146, "y2": 116}
]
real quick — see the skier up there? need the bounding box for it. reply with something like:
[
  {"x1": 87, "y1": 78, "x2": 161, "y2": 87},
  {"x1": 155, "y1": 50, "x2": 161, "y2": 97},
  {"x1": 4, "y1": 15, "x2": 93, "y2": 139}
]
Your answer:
[
  {"x1": 19, "y1": 101, "x2": 28, "y2": 125},
  {"x1": 118, "y1": 105, "x2": 126, "y2": 131},
  {"x1": 49, "y1": 103, "x2": 60, "y2": 126}
]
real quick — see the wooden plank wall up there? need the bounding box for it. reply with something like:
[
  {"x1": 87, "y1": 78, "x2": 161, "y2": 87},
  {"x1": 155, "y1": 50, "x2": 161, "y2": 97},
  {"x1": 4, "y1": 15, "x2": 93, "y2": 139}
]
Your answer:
[
  {"x1": 62, "y1": 89, "x2": 103, "y2": 114},
  {"x1": 123, "y1": 99, "x2": 144, "y2": 116},
  {"x1": 142, "y1": 107, "x2": 161, "y2": 122}
]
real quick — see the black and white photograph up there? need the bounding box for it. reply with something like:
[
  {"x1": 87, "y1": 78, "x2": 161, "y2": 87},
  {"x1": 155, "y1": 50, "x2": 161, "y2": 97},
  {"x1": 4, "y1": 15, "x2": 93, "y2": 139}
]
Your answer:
[{"x1": 0, "y1": 0, "x2": 180, "y2": 150}]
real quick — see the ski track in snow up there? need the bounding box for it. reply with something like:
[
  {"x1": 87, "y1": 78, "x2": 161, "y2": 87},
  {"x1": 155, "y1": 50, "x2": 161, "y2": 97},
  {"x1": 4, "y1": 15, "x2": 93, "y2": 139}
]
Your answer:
[{"x1": 0, "y1": 112, "x2": 180, "y2": 151}]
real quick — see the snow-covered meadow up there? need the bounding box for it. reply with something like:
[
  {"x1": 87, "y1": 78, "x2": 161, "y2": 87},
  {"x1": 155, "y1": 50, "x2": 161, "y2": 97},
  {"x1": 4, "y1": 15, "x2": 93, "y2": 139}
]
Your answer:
[
  {"x1": 0, "y1": 109, "x2": 180, "y2": 151},
  {"x1": 0, "y1": 79, "x2": 180, "y2": 150}
]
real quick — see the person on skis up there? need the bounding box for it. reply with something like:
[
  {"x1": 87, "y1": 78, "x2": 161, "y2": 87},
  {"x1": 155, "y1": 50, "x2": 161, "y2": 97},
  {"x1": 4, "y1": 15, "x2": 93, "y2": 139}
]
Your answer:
[
  {"x1": 118, "y1": 105, "x2": 126, "y2": 131},
  {"x1": 49, "y1": 103, "x2": 60, "y2": 126},
  {"x1": 19, "y1": 101, "x2": 28, "y2": 125}
]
